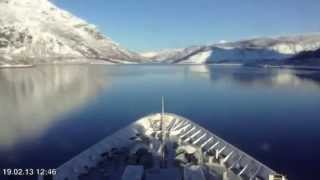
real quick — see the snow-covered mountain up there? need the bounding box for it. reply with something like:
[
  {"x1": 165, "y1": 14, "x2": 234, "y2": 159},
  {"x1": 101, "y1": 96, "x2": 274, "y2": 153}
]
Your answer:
[
  {"x1": 0, "y1": 0, "x2": 141, "y2": 65},
  {"x1": 141, "y1": 34, "x2": 320, "y2": 64},
  {"x1": 2, "y1": 0, "x2": 319, "y2": 66}
]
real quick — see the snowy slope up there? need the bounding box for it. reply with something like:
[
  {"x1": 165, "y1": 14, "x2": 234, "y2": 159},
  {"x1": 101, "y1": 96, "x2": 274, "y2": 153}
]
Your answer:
[
  {"x1": 176, "y1": 50, "x2": 213, "y2": 64},
  {"x1": 140, "y1": 46, "x2": 207, "y2": 63},
  {"x1": 142, "y1": 34, "x2": 320, "y2": 64},
  {"x1": 0, "y1": 0, "x2": 141, "y2": 65}
]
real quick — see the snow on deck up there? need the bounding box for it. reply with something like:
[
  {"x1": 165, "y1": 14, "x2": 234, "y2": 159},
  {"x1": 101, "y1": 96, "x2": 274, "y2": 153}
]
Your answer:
[{"x1": 42, "y1": 113, "x2": 282, "y2": 180}]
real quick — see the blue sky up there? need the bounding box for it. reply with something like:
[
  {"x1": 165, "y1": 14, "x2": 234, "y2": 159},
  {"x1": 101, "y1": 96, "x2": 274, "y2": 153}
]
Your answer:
[{"x1": 54, "y1": 0, "x2": 320, "y2": 52}]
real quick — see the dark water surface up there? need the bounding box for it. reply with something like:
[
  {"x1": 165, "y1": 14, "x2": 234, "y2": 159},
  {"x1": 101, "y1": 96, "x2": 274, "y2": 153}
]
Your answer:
[{"x1": 0, "y1": 64, "x2": 320, "y2": 179}]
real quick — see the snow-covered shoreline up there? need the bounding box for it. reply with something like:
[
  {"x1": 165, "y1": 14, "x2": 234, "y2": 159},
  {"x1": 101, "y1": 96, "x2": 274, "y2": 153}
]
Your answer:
[
  {"x1": 0, "y1": 61, "x2": 319, "y2": 72},
  {"x1": 0, "y1": 64, "x2": 34, "y2": 68}
]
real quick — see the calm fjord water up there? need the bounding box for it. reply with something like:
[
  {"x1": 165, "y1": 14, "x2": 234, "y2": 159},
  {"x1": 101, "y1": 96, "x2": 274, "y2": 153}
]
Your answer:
[{"x1": 0, "y1": 64, "x2": 320, "y2": 179}]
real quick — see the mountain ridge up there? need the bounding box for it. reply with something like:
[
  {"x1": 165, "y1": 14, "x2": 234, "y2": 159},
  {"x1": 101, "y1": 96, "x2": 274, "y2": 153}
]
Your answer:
[{"x1": 141, "y1": 33, "x2": 320, "y2": 64}]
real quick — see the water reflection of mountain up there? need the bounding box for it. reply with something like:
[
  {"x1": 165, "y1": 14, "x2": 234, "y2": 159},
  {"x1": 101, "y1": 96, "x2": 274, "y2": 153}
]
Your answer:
[
  {"x1": 189, "y1": 65, "x2": 320, "y2": 89},
  {"x1": 294, "y1": 71, "x2": 320, "y2": 83},
  {"x1": 0, "y1": 65, "x2": 107, "y2": 148}
]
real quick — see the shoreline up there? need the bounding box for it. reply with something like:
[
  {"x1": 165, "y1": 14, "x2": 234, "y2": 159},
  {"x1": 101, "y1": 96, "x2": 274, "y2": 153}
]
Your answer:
[
  {"x1": 0, "y1": 64, "x2": 35, "y2": 69},
  {"x1": 258, "y1": 64, "x2": 320, "y2": 71},
  {"x1": 0, "y1": 62, "x2": 319, "y2": 71}
]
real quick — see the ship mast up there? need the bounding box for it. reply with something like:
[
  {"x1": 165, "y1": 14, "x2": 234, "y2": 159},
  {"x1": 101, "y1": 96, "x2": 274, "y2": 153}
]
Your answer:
[
  {"x1": 161, "y1": 96, "x2": 164, "y2": 123},
  {"x1": 160, "y1": 96, "x2": 166, "y2": 167},
  {"x1": 161, "y1": 96, "x2": 165, "y2": 143}
]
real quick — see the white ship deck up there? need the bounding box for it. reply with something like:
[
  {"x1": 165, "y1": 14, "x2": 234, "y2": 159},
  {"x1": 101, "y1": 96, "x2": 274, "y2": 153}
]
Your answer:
[{"x1": 41, "y1": 113, "x2": 286, "y2": 180}]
